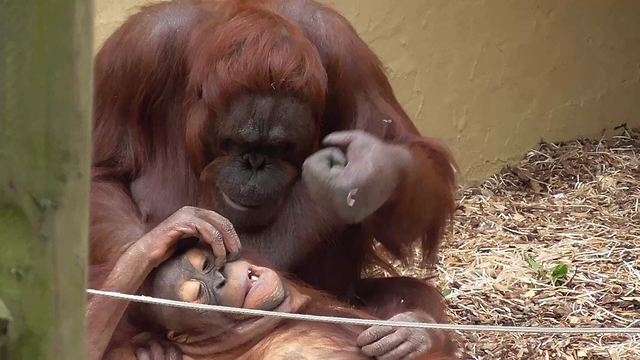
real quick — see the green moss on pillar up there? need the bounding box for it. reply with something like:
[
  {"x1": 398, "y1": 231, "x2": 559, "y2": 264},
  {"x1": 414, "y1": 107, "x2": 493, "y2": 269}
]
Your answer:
[{"x1": 0, "y1": 0, "x2": 93, "y2": 359}]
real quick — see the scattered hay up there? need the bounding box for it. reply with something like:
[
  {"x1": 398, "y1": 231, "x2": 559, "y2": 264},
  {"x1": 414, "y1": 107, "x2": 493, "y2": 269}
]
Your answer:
[{"x1": 374, "y1": 128, "x2": 640, "y2": 359}]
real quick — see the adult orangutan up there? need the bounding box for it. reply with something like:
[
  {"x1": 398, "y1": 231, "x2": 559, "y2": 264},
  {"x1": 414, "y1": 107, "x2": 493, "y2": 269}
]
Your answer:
[
  {"x1": 87, "y1": 230, "x2": 456, "y2": 359},
  {"x1": 90, "y1": 0, "x2": 456, "y2": 358}
]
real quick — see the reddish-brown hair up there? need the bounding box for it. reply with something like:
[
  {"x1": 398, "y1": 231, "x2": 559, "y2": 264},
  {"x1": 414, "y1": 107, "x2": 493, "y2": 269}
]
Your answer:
[{"x1": 185, "y1": 4, "x2": 327, "y2": 172}]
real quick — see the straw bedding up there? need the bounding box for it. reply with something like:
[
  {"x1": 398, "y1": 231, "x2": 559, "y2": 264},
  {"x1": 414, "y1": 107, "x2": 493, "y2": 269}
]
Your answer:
[{"x1": 370, "y1": 128, "x2": 640, "y2": 359}]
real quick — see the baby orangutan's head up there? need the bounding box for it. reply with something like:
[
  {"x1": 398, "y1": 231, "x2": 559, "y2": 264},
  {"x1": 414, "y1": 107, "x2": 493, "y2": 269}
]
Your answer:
[{"x1": 140, "y1": 244, "x2": 288, "y2": 340}]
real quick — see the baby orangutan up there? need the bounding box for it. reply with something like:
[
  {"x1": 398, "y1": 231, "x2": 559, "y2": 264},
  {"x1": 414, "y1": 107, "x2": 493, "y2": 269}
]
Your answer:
[{"x1": 88, "y1": 236, "x2": 456, "y2": 360}]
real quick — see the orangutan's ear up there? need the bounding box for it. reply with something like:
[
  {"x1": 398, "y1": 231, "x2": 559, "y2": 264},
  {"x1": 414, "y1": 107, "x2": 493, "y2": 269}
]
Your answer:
[{"x1": 167, "y1": 330, "x2": 190, "y2": 343}]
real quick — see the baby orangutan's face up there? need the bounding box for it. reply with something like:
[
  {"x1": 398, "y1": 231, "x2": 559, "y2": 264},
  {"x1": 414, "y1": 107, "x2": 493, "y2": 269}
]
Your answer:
[
  {"x1": 144, "y1": 245, "x2": 287, "y2": 335},
  {"x1": 152, "y1": 245, "x2": 286, "y2": 310}
]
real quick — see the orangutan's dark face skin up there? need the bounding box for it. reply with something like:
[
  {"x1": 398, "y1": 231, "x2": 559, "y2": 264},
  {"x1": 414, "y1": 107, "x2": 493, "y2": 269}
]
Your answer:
[
  {"x1": 200, "y1": 94, "x2": 317, "y2": 230},
  {"x1": 146, "y1": 245, "x2": 287, "y2": 333}
]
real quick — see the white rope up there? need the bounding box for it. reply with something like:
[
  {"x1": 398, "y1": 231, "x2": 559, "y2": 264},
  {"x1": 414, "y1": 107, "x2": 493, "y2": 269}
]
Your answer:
[{"x1": 87, "y1": 289, "x2": 640, "y2": 335}]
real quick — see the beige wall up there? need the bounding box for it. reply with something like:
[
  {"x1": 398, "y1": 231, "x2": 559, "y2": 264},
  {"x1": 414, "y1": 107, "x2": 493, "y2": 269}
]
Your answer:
[{"x1": 95, "y1": 0, "x2": 640, "y2": 183}]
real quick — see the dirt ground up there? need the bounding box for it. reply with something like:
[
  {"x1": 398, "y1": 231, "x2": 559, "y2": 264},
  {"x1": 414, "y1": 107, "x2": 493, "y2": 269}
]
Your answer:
[{"x1": 374, "y1": 128, "x2": 640, "y2": 359}]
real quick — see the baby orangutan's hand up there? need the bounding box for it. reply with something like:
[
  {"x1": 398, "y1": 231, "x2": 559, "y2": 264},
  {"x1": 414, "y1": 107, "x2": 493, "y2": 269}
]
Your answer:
[{"x1": 135, "y1": 338, "x2": 183, "y2": 360}]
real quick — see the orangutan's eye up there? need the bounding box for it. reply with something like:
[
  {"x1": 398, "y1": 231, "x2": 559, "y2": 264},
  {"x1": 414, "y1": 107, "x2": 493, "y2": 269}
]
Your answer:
[
  {"x1": 179, "y1": 280, "x2": 201, "y2": 303},
  {"x1": 198, "y1": 282, "x2": 206, "y2": 301},
  {"x1": 186, "y1": 249, "x2": 206, "y2": 272}
]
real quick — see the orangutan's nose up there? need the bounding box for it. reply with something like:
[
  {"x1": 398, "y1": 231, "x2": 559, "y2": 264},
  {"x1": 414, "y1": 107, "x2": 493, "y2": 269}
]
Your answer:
[
  {"x1": 243, "y1": 153, "x2": 266, "y2": 170},
  {"x1": 212, "y1": 271, "x2": 226, "y2": 290}
]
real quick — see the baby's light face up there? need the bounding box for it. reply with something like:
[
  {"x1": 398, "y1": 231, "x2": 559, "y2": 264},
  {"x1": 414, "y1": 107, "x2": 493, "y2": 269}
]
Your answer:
[{"x1": 151, "y1": 245, "x2": 286, "y2": 309}]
